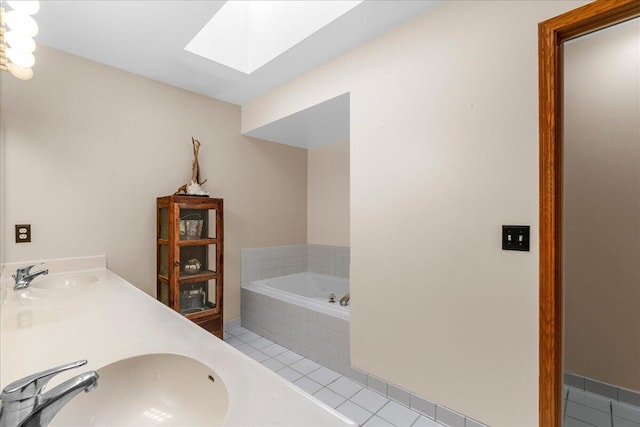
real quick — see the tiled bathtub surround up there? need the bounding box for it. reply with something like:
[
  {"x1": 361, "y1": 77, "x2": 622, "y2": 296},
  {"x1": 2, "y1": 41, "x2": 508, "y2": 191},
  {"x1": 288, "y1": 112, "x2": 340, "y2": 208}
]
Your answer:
[
  {"x1": 240, "y1": 244, "x2": 350, "y2": 285},
  {"x1": 240, "y1": 244, "x2": 307, "y2": 284},
  {"x1": 307, "y1": 244, "x2": 350, "y2": 278},
  {"x1": 241, "y1": 244, "x2": 352, "y2": 395},
  {"x1": 241, "y1": 288, "x2": 351, "y2": 375}
]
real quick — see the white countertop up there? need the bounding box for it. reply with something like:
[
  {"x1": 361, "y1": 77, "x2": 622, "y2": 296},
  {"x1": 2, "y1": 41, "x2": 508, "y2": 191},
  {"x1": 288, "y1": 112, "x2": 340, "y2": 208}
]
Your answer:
[{"x1": 0, "y1": 256, "x2": 356, "y2": 427}]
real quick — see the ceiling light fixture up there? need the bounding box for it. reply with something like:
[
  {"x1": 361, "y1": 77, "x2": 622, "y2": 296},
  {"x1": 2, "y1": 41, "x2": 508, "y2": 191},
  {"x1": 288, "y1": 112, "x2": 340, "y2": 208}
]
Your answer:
[{"x1": 0, "y1": 0, "x2": 40, "y2": 80}]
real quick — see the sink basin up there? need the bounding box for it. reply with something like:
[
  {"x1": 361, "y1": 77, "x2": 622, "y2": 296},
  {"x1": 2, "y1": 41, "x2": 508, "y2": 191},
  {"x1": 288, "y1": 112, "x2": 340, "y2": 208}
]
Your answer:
[
  {"x1": 52, "y1": 353, "x2": 229, "y2": 426},
  {"x1": 31, "y1": 275, "x2": 98, "y2": 290}
]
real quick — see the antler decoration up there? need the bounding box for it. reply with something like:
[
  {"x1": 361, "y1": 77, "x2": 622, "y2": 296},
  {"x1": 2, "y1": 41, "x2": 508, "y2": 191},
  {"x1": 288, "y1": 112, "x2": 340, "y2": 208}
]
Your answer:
[{"x1": 175, "y1": 137, "x2": 209, "y2": 196}]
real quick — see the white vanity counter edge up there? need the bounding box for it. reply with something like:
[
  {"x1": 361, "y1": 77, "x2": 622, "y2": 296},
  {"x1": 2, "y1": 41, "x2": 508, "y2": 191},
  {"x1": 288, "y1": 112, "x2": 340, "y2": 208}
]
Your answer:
[{"x1": 0, "y1": 256, "x2": 356, "y2": 427}]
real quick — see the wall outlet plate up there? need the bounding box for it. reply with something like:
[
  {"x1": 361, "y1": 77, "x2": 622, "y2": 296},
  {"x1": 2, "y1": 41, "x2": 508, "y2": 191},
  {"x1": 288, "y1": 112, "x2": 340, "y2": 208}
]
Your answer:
[
  {"x1": 15, "y1": 224, "x2": 31, "y2": 243},
  {"x1": 502, "y1": 225, "x2": 529, "y2": 251}
]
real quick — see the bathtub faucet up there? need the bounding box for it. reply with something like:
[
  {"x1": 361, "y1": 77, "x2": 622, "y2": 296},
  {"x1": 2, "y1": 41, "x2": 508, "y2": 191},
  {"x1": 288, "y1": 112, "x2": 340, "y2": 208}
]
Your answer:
[
  {"x1": 0, "y1": 360, "x2": 98, "y2": 427},
  {"x1": 339, "y1": 293, "x2": 350, "y2": 306},
  {"x1": 12, "y1": 264, "x2": 49, "y2": 290}
]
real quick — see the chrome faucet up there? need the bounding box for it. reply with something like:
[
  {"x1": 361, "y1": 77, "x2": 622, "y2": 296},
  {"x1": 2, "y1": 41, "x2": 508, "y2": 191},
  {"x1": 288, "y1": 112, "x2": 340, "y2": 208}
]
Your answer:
[
  {"x1": 339, "y1": 293, "x2": 350, "y2": 306},
  {"x1": 12, "y1": 264, "x2": 48, "y2": 290},
  {"x1": 0, "y1": 360, "x2": 99, "y2": 427}
]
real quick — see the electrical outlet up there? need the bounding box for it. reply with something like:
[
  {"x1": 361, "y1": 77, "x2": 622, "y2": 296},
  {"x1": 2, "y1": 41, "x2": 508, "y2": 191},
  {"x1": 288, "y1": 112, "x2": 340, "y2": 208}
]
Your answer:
[
  {"x1": 15, "y1": 224, "x2": 31, "y2": 243},
  {"x1": 502, "y1": 225, "x2": 530, "y2": 251}
]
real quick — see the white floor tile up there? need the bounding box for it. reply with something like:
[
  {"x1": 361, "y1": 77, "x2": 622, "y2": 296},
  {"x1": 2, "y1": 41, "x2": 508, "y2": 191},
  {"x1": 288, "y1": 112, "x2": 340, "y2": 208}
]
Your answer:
[
  {"x1": 262, "y1": 343, "x2": 289, "y2": 357},
  {"x1": 412, "y1": 416, "x2": 443, "y2": 427},
  {"x1": 614, "y1": 401, "x2": 640, "y2": 423},
  {"x1": 327, "y1": 376, "x2": 364, "y2": 399},
  {"x1": 565, "y1": 401, "x2": 610, "y2": 427},
  {"x1": 261, "y1": 358, "x2": 286, "y2": 372},
  {"x1": 314, "y1": 387, "x2": 347, "y2": 409},
  {"x1": 235, "y1": 343, "x2": 256, "y2": 355},
  {"x1": 563, "y1": 416, "x2": 598, "y2": 427},
  {"x1": 225, "y1": 321, "x2": 456, "y2": 427},
  {"x1": 308, "y1": 367, "x2": 342, "y2": 386},
  {"x1": 337, "y1": 400, "x2": 374, "y2": 426},
  {"x1": 250, "y1": 337, "x2": 274, "y2": 350},
  {"x1": 227, "y1": 326, "x2": 250, "y2": 336},
  {"x1": 377, "y1": 401, "x2": 420, "y2": 427},
  {"x1": 568, "y1": 388, "x2": 611, "y2": 413},
  {"x1": 247, "y1": 351, "x2": 270, "y2": 363},
  {"x1": 277, "y1": 367, "x2": 303, "y2": 383},
  {"x1": 290, "y1": 358, "x2": 322, "y2": 375},
  {"x1": 275, "y1": 350, "x2": 305, "y2": 366},
  {"x1": 350, "y1": 388, "x2": 389, "y2": 413},
  {"x1": 364, "y1": 415, "x2": 394, "y2": 426},
  {"x1": 294, "y1": 376, "x2": 324, "y2": 395},
  {"x1": 613, "y1": 416, "x2": 640, "y2": 427},
  {"x1": 238, "y1": 331, "x2": 262, "y2": 343},
  {"x1": 224, "y1": 337, "x2": 244, "y2": 347}
]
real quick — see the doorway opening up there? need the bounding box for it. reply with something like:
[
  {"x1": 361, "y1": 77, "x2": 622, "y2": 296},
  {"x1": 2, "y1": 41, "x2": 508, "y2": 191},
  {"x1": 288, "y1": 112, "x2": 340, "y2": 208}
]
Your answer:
[{"x1": 538, "y1": 1, "x2": 640, "y2": 427}]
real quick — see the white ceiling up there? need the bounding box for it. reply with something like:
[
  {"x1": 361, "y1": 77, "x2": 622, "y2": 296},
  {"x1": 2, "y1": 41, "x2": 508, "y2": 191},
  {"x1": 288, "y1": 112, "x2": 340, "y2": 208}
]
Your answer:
[
  {"x1": 246, "y1": 93, "x2": 350, "y2": 149},
  {"x1": 34, "y1": 0, "x2": 440, "y2": 106}
]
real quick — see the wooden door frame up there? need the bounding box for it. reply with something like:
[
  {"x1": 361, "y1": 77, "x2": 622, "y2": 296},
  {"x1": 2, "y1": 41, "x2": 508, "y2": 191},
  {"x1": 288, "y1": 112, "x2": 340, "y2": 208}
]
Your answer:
[{"x1": 538, "y1": 1, "x2": 640, "y2": 426}]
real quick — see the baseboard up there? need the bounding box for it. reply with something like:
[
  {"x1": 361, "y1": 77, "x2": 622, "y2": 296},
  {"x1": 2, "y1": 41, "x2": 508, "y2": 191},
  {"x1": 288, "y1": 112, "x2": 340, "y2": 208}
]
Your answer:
[{"x1": 564, "y1": 372, "x2": 640, "y2": 407}]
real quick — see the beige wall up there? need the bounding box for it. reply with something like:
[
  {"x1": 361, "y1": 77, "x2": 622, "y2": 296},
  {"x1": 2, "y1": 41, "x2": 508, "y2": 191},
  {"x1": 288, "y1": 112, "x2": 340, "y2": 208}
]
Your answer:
[
  {"x1": 0, "y1": 46, "x2": 308, "y2": 320},
  {"x1": 0, "y1": 113, "x2": 6, "y2": 268},
  {"x1": 243, "y1": 2, "x2": 587, "y2": 425},
  {"x1": 564, "y1": 19, "x2": 640, "y2": 392},
  {"x1": 307, "y1": 140, "x2": 349, "y2": 246}
]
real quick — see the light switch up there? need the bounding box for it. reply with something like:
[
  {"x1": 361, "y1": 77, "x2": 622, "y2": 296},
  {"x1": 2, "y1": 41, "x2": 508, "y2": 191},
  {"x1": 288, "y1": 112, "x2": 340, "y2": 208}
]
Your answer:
[{"x1": 502, "y1": 225, "x2": 530, "y2": 251}]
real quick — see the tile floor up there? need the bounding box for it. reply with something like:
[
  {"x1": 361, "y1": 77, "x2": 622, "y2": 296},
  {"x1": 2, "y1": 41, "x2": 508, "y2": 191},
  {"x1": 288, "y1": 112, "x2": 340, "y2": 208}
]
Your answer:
[
  {"x1": 224, "y1": 326, "x2": 444, "y2": 427},
  {"x1": 563, "y1": 386, "x2": 640, "y2": 427}
]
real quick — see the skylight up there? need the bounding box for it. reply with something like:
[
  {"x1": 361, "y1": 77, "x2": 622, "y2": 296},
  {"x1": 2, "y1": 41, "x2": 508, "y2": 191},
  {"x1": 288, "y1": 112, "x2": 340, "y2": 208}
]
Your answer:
[{"x1": 185, "y1": 0, "x2": 363, "y2": 75}]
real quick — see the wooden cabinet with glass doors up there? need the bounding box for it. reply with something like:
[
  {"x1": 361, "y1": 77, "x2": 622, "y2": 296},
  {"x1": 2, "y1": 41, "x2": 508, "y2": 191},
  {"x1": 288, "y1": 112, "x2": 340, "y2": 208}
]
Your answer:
[{"x1": 156, "y1": 195, "x2": 223, "y2": 338}]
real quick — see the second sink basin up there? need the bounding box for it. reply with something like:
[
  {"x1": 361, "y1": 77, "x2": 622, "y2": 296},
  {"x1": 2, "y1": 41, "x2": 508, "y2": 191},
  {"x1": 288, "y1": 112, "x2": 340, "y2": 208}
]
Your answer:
[
  {"x1": 51, "y1": 353, "x2": 229, "y2": 426},
  {"x1": 31, "y1": 275, "x2": 98, "y2": 290}
]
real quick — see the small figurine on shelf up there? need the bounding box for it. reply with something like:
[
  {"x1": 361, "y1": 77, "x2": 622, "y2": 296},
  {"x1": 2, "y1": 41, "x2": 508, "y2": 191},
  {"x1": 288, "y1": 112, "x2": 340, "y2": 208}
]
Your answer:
[
  {"x1": 183, "y1": 258, "x2": 202, "y2": 275},
  {"x1": 175, "y1": 137, "x2": 209, "y2": 196}
]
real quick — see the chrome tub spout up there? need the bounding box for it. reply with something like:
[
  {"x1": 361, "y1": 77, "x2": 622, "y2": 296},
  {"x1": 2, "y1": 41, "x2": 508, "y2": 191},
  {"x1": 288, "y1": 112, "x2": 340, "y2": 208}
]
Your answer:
[{"x1": 339, "y1": 293, "x2": 350, "y2": 306}]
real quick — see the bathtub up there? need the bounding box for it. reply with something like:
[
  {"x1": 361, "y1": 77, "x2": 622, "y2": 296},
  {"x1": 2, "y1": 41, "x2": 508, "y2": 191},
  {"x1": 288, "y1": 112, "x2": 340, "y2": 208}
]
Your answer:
[
  {"x1": 241, "y1": 272, "x2": 351, "y2": 374},
  {"x1": 250, "y1": 272, "x2": 349, "y2": 319}
]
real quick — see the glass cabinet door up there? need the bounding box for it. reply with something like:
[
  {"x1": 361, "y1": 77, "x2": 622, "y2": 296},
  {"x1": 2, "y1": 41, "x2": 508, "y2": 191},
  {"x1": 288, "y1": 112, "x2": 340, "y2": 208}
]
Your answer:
[
  {"x1": 159, "y1": 207, "x2": 169, "y2": 240},
  {"x1": 178, "y1": 208, "x2": 216, "y2": 241},
  {"x1": 178, "y1": 280, "x2": 217, "y2": 314},
  {"x1": 157, "y1": 206, "x2": 170, "y2": 306},
  {"x1": 177, "y1": 206, "x2": 220, "y2": 314}
]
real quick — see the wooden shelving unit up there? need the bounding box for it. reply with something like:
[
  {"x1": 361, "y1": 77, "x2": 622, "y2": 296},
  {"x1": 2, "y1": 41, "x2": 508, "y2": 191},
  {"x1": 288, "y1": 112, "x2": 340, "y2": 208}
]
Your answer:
[{"x1": 156, "y1": 195, "x2": 223, "y2": 338}]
